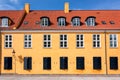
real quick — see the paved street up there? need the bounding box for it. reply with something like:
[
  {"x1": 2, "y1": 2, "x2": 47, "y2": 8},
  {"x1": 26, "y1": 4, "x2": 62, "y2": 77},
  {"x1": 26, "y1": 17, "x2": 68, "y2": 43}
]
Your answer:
[{"x1": 0, "y1": 75, "x2": 120, "y2": 80}]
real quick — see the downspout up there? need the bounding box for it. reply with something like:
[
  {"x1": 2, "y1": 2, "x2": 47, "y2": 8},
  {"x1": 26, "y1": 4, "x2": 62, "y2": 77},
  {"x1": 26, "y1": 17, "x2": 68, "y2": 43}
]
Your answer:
[{"x1": 104, "y1": 30, "x2": 108, "y2": 75}]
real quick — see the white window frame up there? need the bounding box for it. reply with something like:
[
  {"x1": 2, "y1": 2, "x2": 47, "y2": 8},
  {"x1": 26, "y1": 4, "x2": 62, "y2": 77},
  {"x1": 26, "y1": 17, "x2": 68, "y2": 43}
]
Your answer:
[
  {"x1": 86, "y1": 18, "x2": 95, "y2": 26},
  {"x1": 58, "y1": 18, "x2": 66, "y2": 26},
  {"x1": 109, "y1": 34, "x2": 118, "y2": 48},
  {"x1": 41, "y1": 18, "x2": 49, "y2": 26},
  {"x1": 93, "y1": 34, "x2": 101, "y2": 48},
  {"x1": 43, "y1": 34, "x2": 51, "y2": 48},
  {"x1": 5, "y1": 34, "x2": 12, "y2": 48},
  {"x1": 24, "y1": 34, "x2": 32, "y2": 48},
  {"x1": 2, "y1": 18, "x2": 8, "y2": 27},
  {"x1": 76, "y1": 34, "x2": 84, "y2": 48},
  {"x1": 72, "y1": 18, "x2": 80, "y2": 26},
  {"x1": 60, "y1": 34, "x2": 67, "y2": 48}
]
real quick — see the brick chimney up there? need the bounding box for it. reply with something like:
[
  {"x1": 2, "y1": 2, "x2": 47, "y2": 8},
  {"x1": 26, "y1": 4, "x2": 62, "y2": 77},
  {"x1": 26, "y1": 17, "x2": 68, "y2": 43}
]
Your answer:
[
  {"x1": 24, "y1": 3, "x2": 30, "y2": 14},
  {"x1": 64, "y1": 2, "x2": 69, "y2": 13}
]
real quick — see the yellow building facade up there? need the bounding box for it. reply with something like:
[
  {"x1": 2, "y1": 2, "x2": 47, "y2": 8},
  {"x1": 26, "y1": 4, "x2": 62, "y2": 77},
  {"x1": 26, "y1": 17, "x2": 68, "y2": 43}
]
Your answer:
[{"x1": 0, "y1": 3, "x2": 120, "y2": 74}]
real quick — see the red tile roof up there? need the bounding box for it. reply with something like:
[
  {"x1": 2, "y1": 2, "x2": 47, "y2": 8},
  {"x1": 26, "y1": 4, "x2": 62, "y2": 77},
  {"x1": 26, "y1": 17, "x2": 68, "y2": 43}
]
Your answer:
[
  {"x1": 0, "y1": 10, "x2": 25, "y2": 30},
  {"x1": 1, "y1": 10, "x2": 120, "y2": 30}
]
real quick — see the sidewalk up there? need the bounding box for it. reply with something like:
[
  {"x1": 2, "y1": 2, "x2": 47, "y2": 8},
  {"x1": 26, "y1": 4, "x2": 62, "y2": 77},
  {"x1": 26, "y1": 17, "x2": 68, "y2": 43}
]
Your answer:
[{"x1": 0, "y1": 75, "x2": 120, "y2": 80}]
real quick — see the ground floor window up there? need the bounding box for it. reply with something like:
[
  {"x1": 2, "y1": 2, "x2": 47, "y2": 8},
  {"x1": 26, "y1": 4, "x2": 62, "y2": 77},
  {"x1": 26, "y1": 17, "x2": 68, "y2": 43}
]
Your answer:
[
  {"x1": 110, "y1": 57, "x2": 118, "y2": 70},
  {"x1": 76, "y1": 57, "x2": 84, "y2": 69},
  {"x1": 93, "y1": 57, "x2": 101, "y2": 70},
  {"x1": 43, "y1": 57, "x2": 51, "y2": 70},
  {"x1": 60, "y1": 57, "x2": 68, "y2": 69},
  {"x1": 4, "y1": 57, "x2": 12, "y2": 70},
  {"x1": 24, "y1": 57, "x2": 32, "y2": 70}
]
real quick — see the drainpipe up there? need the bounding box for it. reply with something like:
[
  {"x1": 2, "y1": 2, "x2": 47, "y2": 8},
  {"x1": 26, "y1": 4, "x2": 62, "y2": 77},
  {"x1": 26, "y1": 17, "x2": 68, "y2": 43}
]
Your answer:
[{"x1": 104, "y1": 30, "x2": 108, "y2": 75}]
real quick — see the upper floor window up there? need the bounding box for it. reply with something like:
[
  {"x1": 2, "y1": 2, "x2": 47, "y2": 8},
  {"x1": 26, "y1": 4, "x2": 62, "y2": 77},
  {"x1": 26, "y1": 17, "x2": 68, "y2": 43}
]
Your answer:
[
  {"x1": 5, "y1": 35, "x2": 12, "y2": 48},
  {"x1": 72, "y1": 17, "x2": 80, "y2": 26},
  {"x1": 76, "y1": 34, "x2": 84, "y2": 48},
  {"x1": 110, "y1": 34, "x2": 117, "y2": 48},
  {"x1": 43, "y1": 35, "x2": 51, "y2": 48},
  {"x1": 58, "y1": 17, "x2": 66, "y2": 26},
  {"x1": 93, "y1": 34, "x2": 100, "y2": 48},
  {"x1": 40, "y1": 17, "x2": 49, "y2": 26},
  {"x1": 86, "y1": 17, "x2": 95, "y2": 26},
  {"x1": 1, "y1": 18, "x2": 8, "y2": 27},
  {"x1": 24, "y1": 34, "x2": 32, "y2": 48},
  {"x1": 60, "y1": 34, "x2": 67, "y2": 48}
]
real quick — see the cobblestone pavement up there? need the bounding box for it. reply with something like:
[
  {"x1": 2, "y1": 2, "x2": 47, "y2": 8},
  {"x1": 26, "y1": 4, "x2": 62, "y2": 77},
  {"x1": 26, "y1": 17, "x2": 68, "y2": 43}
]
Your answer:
[{"x1": 0, "y1": 75, "x2": 120, "y2": 80}]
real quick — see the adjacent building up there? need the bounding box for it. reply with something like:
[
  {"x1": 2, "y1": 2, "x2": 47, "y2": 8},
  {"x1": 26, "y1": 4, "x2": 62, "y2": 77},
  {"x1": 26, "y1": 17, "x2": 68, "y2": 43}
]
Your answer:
[{"x1": 0, "y1": 3, "x2": 120, "y2": 74}]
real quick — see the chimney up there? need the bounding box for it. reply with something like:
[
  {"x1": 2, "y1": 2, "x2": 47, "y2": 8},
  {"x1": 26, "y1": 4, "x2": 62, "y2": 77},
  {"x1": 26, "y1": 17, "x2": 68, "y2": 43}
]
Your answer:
[
  {"x1": 24, "y1": 3, "x2": 30, "y2": 14},
  {"x1": 64, "y1": 2, "x2": 69, "y2": 13}
]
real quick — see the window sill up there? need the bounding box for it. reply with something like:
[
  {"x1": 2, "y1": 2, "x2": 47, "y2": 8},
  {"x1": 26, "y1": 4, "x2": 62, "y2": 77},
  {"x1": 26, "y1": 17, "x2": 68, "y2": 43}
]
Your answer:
[
  {"x1": 60, "y1": 47, "x2": 68, "y2": 49},
  {"x1": 109, "y1": 47, "x2": 118, "y2": 49},
  {"x1": 43, "y1": 47, "x2": 52, "y2": 49},
  {"x1": 93, "y1": 47, "x2": 101, "y2": 49},
  {"x1": 24, "y1": 47, "x2": 32, "y2": 49},
  {"x1": 76, "y1": 47, "x2": 85, "y2": 49},
  {"x1": 4, "y1": 47, "x2": 13, "y2": 49}
]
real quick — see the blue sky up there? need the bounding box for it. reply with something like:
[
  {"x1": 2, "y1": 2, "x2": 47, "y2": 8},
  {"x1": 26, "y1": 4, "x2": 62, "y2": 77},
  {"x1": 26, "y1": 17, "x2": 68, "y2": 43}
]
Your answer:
[{"x1": 0, "y1": 0, "x2": 120, "y2": 10}]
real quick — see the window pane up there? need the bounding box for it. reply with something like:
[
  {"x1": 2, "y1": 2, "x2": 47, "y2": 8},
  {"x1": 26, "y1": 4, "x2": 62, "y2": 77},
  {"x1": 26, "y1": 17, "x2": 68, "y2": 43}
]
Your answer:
[
  {"x1": 76, "y1": 57, "x2": 84, "y2": 69},
  {"x1": 93, "y1": 57, "x2": 101, "y2": 69},
  {"x1": 4, "y1": 57, "x2": 12, "y2": 70},
  {"x1": 60, "y1": 57, "x2": 68, "y2": 69},
  {"x1": 110, "y1": 57, "x2": 118, "y2": 69},
  {"x1": 43, "y1": 57, "x2": 51, "y2": 70},
  {"x1": 24, "y1": 57, "x2": 32, "y2": 70}
]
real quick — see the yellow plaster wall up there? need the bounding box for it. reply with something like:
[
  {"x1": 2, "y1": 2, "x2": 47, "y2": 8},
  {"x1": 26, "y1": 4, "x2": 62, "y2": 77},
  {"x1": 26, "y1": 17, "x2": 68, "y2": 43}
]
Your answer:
[{"x1": 1, "y1": 32, "x2": 119, "y2": 74}]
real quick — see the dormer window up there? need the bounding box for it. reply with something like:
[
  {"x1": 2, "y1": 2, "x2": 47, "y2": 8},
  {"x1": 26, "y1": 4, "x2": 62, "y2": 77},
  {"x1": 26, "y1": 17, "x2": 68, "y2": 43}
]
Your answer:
[
  {"x1": 58, "y1": 17, "x2": 66, "y2": 26},
  {"x1": 72, "y1": 17, "x2": 80, "y2": 26},
  {"x1": 86, "y1": 17, "x2": 95, "y2": 26},
  {"x1": 40, "y1": 17, "x2": 49, "y2": 26},
  {"x1": 1, "y1": 18, "x2": 8, "y2": 27}
]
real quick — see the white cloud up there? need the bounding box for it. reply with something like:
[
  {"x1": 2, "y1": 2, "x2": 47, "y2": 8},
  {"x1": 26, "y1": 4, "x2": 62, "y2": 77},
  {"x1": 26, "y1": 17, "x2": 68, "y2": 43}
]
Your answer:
[
  {"x1": 0, "y1": 0, "x2": 21, "y2": 10},
  {"x1": 10, "y1": 0, "x2": 19, "y2": 4},
  {"x1": 0, "y1": 4, "x2": 16, "y2": 10}
]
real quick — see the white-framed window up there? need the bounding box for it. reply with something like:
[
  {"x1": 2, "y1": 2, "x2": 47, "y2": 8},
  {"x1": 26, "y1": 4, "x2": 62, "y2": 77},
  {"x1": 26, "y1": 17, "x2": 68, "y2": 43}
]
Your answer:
[
  {"x1": 24, "y1": 34, "x2": 32, "y2": 48},
  {"x1": 41, "y1": 17, "x2": 49, "y2": 26},
  {"x1": 110, "y1": 34, "x2": 118, "y2": 48},
  {"x1": 43, "y1": 35, "x2": 51, "y2": 48},
  {"x1": 60, "y1": 34, "x2": 67, "y2": 48},
  {"x1": 76, "y1": 34, "x2": 84, "y2": 48},
  {"x1": 93, "y1": 34, "x2": 100, "y2": 48},
  {"x1": 58, "y1": 18, "x2": 66, "y2": 26},
  {"x1": 86, "y1": 17, "x2": 95, "y2": 26},
  {"x1": 5, "y1": 34, "x2": 12, "y2": 48},
  {"x1": 2, "y1": 18, "x2": 8, "y2": 27},
  {"x1": 72, "y1": 18, "x2": 80, "y2": 26}
]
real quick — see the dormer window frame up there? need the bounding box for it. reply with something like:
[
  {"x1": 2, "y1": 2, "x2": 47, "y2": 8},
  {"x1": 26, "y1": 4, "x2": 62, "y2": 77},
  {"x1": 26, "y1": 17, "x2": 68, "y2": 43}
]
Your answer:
[
  {"x1": 40, "y1": 17, "x2": 49, "y2": 27},
  {"x1": 1, "y1": 17, "x2": 9, "y2": 27},
  {"x1": 86, "y1": 17, "x2": 96, "y2": 26},
  {"x1": 58, "y1": 17, "x2": 66, "y2": 26},
  {"x1": 71, "y1": 17, "x2": 80, "y2": 26}
]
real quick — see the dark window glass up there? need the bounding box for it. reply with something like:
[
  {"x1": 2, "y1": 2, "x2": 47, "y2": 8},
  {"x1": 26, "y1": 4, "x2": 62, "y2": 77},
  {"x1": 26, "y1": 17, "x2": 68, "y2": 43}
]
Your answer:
[
  {"x1": 4, "y1": 57, "x2": 12, "y2": 70},
  {"x1": 93, "y1": 57, "x2": 101, "y2": 69},
  {"x1": 110, "y1": 57, "x2": 118, "y2": 70},
  {"x1": 60, "y1": 57, "x2": 68, "y2": 69},
  {"x1": 24, "y1": 57, "x2": 32, "y2": 70},
  {"x1": 43, "y1": 57, "x2": 51, "y2": 70},
  {"x1": 76, "y1": 57, "x2": 84, "y2": 69}
]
